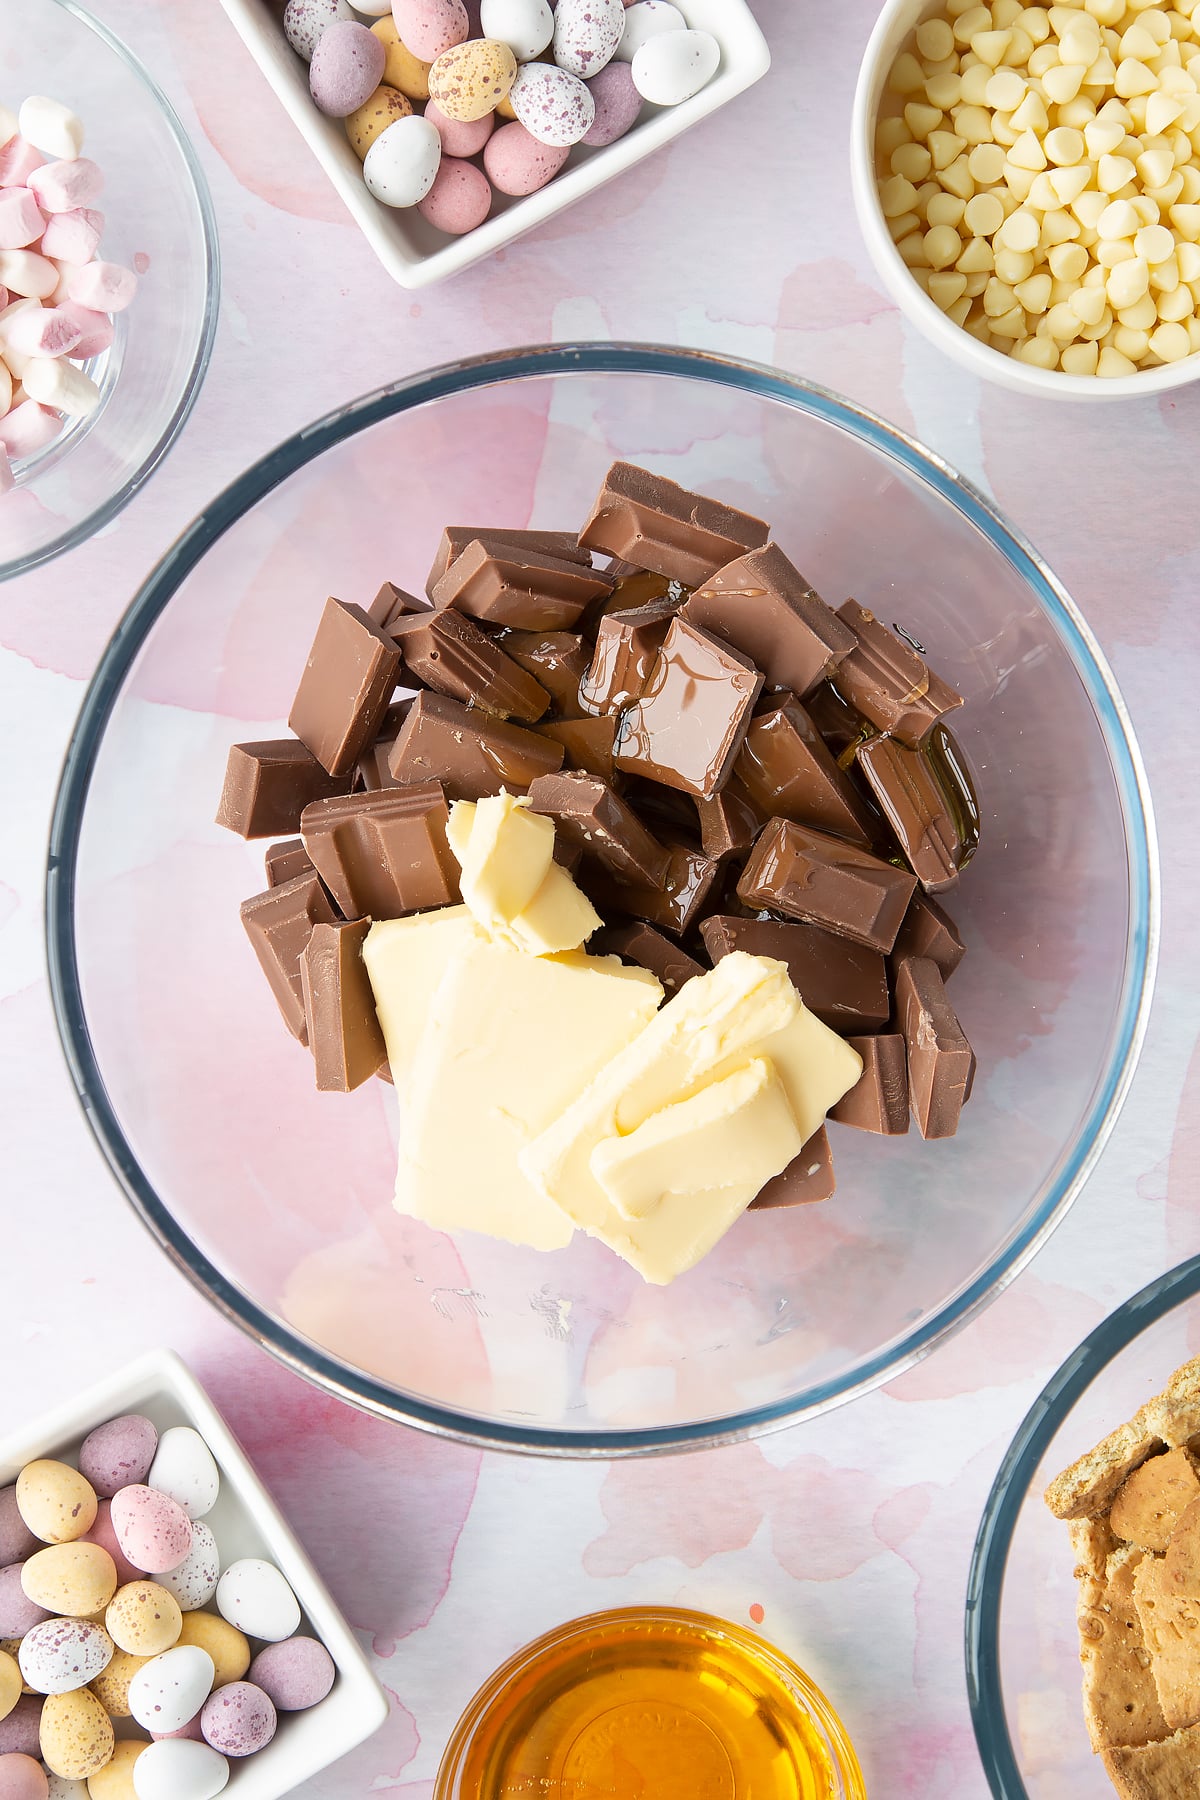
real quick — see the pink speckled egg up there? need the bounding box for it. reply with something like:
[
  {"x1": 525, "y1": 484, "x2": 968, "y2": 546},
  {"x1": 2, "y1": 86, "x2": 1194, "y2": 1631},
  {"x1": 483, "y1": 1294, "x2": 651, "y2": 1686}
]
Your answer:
[
  {"x1": 0, "y1": 1698, "x2": 41, "y2": 1759},
  {"x1": 78, "y1": 1417, "x2": 157, "y2": 1501},
  {"x1": 0, "y1": 1497, "x2": 36, "y2": 1570},
  {"x1": 151, "y1": 1712, "x2": 204, "y2": 1743},
  {"x1": 80, "y1": 1502, "x2": 143, "y2": 1590},
  {"x1": 0, "y1": 1754, "x2": 47, "y2": 1800},
  {"x1": 392, "y1": 0, "x2": 469, "y2": 62},
  {"x1": 200, "y1": 1683, "x2": 276, "y2": 1758},
  {"x1": 247, "y1": 1638, "x2": 334, "y2": 1713},
  {"x1": 417, "y1": 157, "x2": 492, "y2": 233},
  {"x1": 583, "y1": 59, "x2": 641, "y2": 145},
  {"x1": 423, "y1": 99, "x2": 494, "y2": 158},
  {"x1": 108, "y1": 1489, "x2": 191, "y2": 1577},
  {"x1": 483, "y1": 120, "x2": 568, "y2": 194},
  {"x1": 509, "y1": 62, "x2": 594, "y2": 145},
  {"x1": 0, "y1": 1569, "x2": 48, "y2": 1640},
  {"x1": 310, "y1": 21, "x2": 387, "y2": 117}
]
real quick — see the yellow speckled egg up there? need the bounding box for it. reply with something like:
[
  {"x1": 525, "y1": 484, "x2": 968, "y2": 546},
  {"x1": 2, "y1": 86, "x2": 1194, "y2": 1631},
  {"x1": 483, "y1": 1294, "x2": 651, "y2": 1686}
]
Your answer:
[
  {"x1": 86, "y1": 1736, "x2": 144, "y2": 1800},
  {"x1": 40, "y1": 1687, "x2": 115, "y2": 1780},
  {"x1": 371, "y1": 17, "x2": 432, "y2": 98},
  {"x1": 0, "y1": 1648, "x2": 20, "y2": 1721},
  {"x1": 176, "y1": 1611, "x2": 250, "y2": 1689},
  {"x1": 105, "y1": 1582, "x2": 182, "y2": 1657},
  {"x1": 429, "y1": 38, "x2": 516, "y2": 121},
  {"x1": 89, "y1": 1647, "x2": 151, "y2": 1718},
  {"x1": 16, "y1": 1462, "x2": 98, "y2": 1545},
  {"x1": 346, "y1": 84, "x2": 413, "y2": 158},
  {"x1": 0, "y1": 1639, "x2": 35, "y2": 1694},
  {"x1": 22, "y1": 1544, "x2": 118, "y2": 1619}
]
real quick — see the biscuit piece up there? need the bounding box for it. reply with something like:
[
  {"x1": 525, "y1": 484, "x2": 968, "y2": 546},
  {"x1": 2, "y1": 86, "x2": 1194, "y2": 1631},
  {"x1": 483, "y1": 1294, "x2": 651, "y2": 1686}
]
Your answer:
[
  {"x1": 1164, "y1": 1497, "x2": 1200, "y2": 1598},
  {"x1": 1072, "y1": 1515, "x2": 1121, "y2": 1605},
  {"x1": 1045, "y1": 1360, "x2": 1200, "y2": 1521},
  {"x1": 1112, "y1": 1450, "x2": 1200, "y2": 1554},
  {"x1": 1133, "y1": 1552, "x2": 1200, "y2": 1732},
  {"x1": 1103, "y1": 1721, "x2": 1200, "y2": 1799},
  {"x1": 1078, "y1": 1545, "x2": 1170, "y2": 1751}
]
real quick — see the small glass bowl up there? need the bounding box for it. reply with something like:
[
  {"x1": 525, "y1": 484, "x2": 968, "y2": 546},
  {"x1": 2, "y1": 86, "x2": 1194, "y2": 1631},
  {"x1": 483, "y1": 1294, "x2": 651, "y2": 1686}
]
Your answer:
[{"x1": 0, "y1": 0, "x2": 219, "y2": 578}]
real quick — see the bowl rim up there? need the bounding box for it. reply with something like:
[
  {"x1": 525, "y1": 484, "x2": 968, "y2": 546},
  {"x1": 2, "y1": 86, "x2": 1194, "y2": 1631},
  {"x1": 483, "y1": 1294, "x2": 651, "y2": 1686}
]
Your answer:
[
  {"x1": 965, "y1": 1253, "x2": 1200, "y2": 1799},
  {"x1": 45, "y1": 340, "x2": 1160, "y2": 1457},
  {"x1": 0, "y1": 0, "x2": 221, "y2": 580}
]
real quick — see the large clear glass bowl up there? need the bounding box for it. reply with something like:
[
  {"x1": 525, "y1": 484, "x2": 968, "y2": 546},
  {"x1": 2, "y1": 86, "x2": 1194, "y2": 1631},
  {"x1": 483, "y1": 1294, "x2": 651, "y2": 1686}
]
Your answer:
[
  {"x1": 0, "y1": 0, "x2": 219, "y2": 578},
  {"x1": 46, "y1": 345, "x2": 1157, "y2": 1455},
  {"x1": 967, "y1": 1258, "x2": 1200, "y2": 1799}
]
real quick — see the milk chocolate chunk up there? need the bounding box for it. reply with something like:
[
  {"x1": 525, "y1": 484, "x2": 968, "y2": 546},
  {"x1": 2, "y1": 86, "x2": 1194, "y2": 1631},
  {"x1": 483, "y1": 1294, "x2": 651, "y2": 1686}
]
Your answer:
[
  {"x1": 893, "y1": 891, "x2": 966, "y2": 979},
  {"x1": 264, "y1": 839, "x2": 315, "y2": 888},
  {"x1": 368, "y1": 581, "x2": 426, "y2": 631},
  {"x1": 240, "y1": 872, "x2": 336, "y2": 1044},
  {"x1": 426, "y1": 527, "x2": 591, "y2": 596},
  {"x1": 857, "y1": 733, "x2": 965, "y2": 893},
  {"x1": 579, "y1": 461, "x2": 770, "y2": 587},
  {"x1": 431, "y1": 540, "x2": 612, "y2": 631},
  {"x1": 737, "y1": 818, "x2": 917, "y2": 952},
  {"x1": 696, "y1": 783, "x2": 763, "y2": 860},
  {"x1": 288, "y1": 599, "x2": 403, "y2": 777},
  {"x1": 750, "y1": 1127, "x2": 836, "y2": 1210},
  {"x1": 535, "y1": 714, "x2": 617, "y2": 782},
  {"x1": 578, "y1": 597, "x2": 681, "y2": 715},
  {"x1": 894, "y1": 955, "x2": 975, "y2": 1139},
  {"x1": 498, "y1": 630, "x2": 590, "y2": 717},
  {"x1": 578, "y1": 568, "x2": 678, "y2": 641},
  {"x1": 735, "y1": 698, "x2": 873, "y2": 847},
  {"x1": 583, "y1": 844, "x2": 721, "y2": 938},
  {"x1": 216, "y1": 740, "x2": 352, "y2": 839},
  {"x1": 527, "y1": 770, "x2": 670, "y2": 888},
  {"x1": 684, "y1": 545, "x2": 856, "y2": 698},
  {"x1": 387, "y1": 690, "x2": 564, "y2": 799},
  {"x1": 615, "y1": 617, "x2": 764, "y2": 800},
  {"x1": 834, "y1": 600, "x2": 964, "y2": 747},
  {"x1": 829, "y1": 1035, "x2": 910, "y2": 1134},
  {"x1": 595, "y1": 920, "x2": 704, "y2": 996},
  {"x1": 301, "y1": 782, "x2": 460, "y2": 920},
  {"x1": 391, "y1": 608, "x2": 551, "y2": 723},
  {"x1": 700, "y1": 915, "x2": 890, "y2": 1034},
  {"x1": 300, "y1": 918, "x2": 388, "y2": 1092}
]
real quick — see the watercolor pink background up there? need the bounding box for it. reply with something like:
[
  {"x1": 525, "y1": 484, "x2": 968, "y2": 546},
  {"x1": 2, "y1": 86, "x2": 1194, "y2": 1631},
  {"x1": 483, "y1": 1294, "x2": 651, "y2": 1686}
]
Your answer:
[{"x1": 2, "y1": 1, "x2": 1199, "y2": 1793}]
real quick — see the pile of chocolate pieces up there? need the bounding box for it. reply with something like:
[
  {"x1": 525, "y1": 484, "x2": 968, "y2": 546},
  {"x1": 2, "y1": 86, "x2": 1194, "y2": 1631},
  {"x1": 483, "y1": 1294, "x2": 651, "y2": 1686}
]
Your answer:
[{"x1": 217, "y1": 460, "x2": 978, "y2": 1212}]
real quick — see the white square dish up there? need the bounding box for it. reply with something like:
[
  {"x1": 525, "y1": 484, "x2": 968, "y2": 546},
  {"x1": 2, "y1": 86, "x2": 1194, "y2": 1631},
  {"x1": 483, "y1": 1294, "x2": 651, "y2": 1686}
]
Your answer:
[
  {"x1": 215, "y1": 0, "x2": 770, "y2": 287},
  {"x1": 0, "y1": 1348, "x2": 388, "y2": 1800}
]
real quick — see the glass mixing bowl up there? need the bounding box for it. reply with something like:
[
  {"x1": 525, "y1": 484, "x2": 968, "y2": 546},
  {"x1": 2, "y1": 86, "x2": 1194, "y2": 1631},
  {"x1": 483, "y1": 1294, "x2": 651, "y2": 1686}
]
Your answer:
[
  {"x1": 967, "y1": 1257, "x2": 1200, "y2": 1799},
  {"x1": 46, "y1": 344, "x2": 1157, "y2": 1454},
  {"x1": 0, "y1": 0, "x2": 219, "y2": 578}
]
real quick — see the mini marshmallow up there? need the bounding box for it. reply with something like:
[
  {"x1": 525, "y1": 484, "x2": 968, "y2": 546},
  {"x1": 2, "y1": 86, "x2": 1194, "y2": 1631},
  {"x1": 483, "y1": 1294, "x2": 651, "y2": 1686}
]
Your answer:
[
  {"x1": 67, "y1": 259, "x2": 136, "y2": 313},
  {"x1": 26, "y1": 157, "x2": 103, "y2": 214},
  {"x1": 39, "y1": 206, "x2": 103, "y2": 265},
  {"x1": 0, "y1": 445, "x2": 12, "y2": 496},
  {"x1": 0, "y1": 250, "x2": 58, "y2": 299},
  {"x1": 0, "y1": 357, "x2": 11, "y2": 416},
  {"x1": 22, "y1": 354, "x2": 100, "y2": 416},
  {"x1": 0, "y1": 106, "x2": 17, "y2": 146},
  {"x1": 55, "y1": 301, "x2": 112, "y2": 359},
  {"x1": 0, "y1": 398, "x2": 60, "y2": 456},
  {"x1": 0, "y1": 137, "x2": 45, "y2": 189},
  {"x1": 0, "y1": 189, "x2": 44, "y2": 249},
  {"x1": 4, "y1": 305, "x2": 83, "y2": 359},
  {"x1": 18, "y1": 97, "x2": 84, "y2": 162}
]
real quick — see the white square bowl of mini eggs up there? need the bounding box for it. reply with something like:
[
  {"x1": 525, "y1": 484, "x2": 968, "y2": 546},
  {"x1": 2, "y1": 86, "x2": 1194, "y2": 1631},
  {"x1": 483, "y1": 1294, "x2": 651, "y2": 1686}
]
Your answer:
[
  {"x1": 0, "y1": 1349, "x2": 386, "y2": 1800},
  {"x1": 852, "y1": 0, "x2": 1200, "y2": 399},
  {"x1": 216, "y1": 0, "x2": 770, "y2": 287}
]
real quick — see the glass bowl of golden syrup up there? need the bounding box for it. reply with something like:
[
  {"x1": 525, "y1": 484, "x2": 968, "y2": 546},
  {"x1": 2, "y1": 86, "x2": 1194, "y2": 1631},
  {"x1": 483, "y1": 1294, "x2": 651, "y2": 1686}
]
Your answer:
[{"x1": 434, "y1": 1606, "x2": 866, "y2": 1799}]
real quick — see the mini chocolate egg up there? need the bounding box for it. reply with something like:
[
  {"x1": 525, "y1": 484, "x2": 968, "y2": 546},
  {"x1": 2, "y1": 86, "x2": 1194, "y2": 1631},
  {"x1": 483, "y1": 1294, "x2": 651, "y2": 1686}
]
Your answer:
[
  {"x1": 86, "y1": 1740, "x2": 142, "y2": 1800},
  {"x1": 483, "y1": 120, "x2": 567, "y2": 193},
  {"x1": 127, "y1": 1740, "x2": 228, "y2": 1800},
  {"x1": 614, "y1": 0, "x2": 684, "y2": 62},
  {"x1": 0, "y1": 1493, "x2": 38, "y2": 1568},
  {"x1": 144, "y1": 1433, "x2": 217, "y2": 1527},
  {"x1": 78, "y1": 1420, "x2": 157, "y2": 1503},
  {"x1": 0, "y1": 1569, "x2": 49, "y2": 1640},
  {"x1": 18, "y1": 1621, "x2": 113, "y2": 1698},
  {"x1": 283, "y1": 0, "x2": 355, "y2": 60},
  {"x1": 553, "y1": 0, "x2": 624, "y2": 78},
  {"x1": 583, "y1": 60, "x2": 641, "y2": 145},
  {"x1": 509, "y1": 62, "x2": 594, "y2": 144},
  {"x1": 0, "y1": 1653, "x2": 19, "y2": 1724},
  {"x1": 128, "y1": 1649, "x2": 214, "y2": 1738},
  {"x1": 417, "y1": 157, "x2": 493, "y2": 233},
  {"x1": 78, "y1": 1510, "x2": 140, "y2": 1593},
  {"x1": 371, "y1": 18, "x2": 432, "y2": 97},
  {"x1": 247, "y1": 1638, "x2": 334, "y2": 1713},
  {"x1": 149, "y1": 1716, "x2": 203, "y2": 1744},
  {"x1": 199, "y1": 1683, "x2": 275, "y2": 1759},
  {"x1": 631, "y1": 28, "x2": 719, "y2": 104},
  {"x1": 362, "y1": 115, "x2": 442, "y2": 206},
  {"x1": 89, "y1": 1650, "x2": 150, "y2": 1721},
  {"x1": 153, "y1": 1525, "x2": 218, "y2": 1616},
  {"x1": 16, "y1": 1466, "x2": 97, "y2": 1548},
  {"x1": 392, "y1": 0, "x2": 469, "y2": 61},
  {"x1": 345, "y1": 85, "x2": 413, "y2": 158},
  {"x1": 104, "y1": 1584, "x2": 181, "y2": 1659},
  {"x1": 429, "y1": 38, "x2": 517, "y2": 122},
  {"x1": 108, "y1": 1490, "x2": 190, "y2": 1578},
  {"x1": 45, "y1": 1774, "x2": 88, "y2": 1800},
  {"x1": 38, "y1": 1689, "x2": 113, "y2": 1782},
  {"x1": 21, "y1": 1546, "x2": 116, "y2": 1621},
  {"x1": 310, "y1": 20, "x2": 387, "y2": 116},
  {"x1": 174, "y1": 1617, "x2": 247, "y2": 1694},
  {"x1": 350, "y1": 0, "x2": 393, "y2": 11},
  {"x1": 0, "y1": 1754, "x2": 47, "y2": 1800},
  {"x1": 0, "y1": 1700, "x2": 40, "y2": 1759},
  {"x1": 214, "y1": 1562, "x2": 299, "y2": 1645},
  {"x1": 423, "y1": 99, "x2": 494, "y2": 157},
  {"x1": 480, "y1": 0, "x2": 553, "y2": 62}
]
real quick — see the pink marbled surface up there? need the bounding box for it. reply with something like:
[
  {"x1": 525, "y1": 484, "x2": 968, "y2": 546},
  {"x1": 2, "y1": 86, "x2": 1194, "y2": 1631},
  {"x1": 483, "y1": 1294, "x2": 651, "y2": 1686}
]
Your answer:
[{"x1": 1, "y1": 1, "x2": 1199, "y2": 1794}]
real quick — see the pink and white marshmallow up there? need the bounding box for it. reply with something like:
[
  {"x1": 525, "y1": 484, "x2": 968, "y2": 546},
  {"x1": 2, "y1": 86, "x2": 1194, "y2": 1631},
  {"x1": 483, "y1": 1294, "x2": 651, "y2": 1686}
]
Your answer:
[
  {"x1": 67, "y1": 259, "x2": 137, "y2": 313},
  {"x1": 40, "y1": 207, "x2": 103, "y2": 265},
  {"x1": 26, "y1": 158, "x2": 103, "y2": 214},
  {"x1": 0, "y1": 190, "x2": 45, "y2": 250}
]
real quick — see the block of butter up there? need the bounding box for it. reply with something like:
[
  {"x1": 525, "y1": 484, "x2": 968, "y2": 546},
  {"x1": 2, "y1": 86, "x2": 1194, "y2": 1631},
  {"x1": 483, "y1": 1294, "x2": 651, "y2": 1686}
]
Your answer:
[
  {"x1": 448, "y1": 792, "x2": 599, "y2": 955},
  {"x1": 362, "y1": 905, "x2": 486, "y2": 1084}
]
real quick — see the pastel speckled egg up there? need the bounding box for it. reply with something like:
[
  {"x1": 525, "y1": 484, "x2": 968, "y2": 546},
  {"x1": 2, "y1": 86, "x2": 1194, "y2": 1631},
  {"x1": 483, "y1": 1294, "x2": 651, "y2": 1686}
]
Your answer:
[
  {"x1": 429, "y1": 39, "x2": 517, "y2": 122},
  {"x1": 483, "y1": 120, "x2": 567, "y2": 193},
  {"x1": 85, "y1": 1740, "x2": 143, "y2": 1800},
  {"x1": 18, "y1": 1622, "x2": 112, "y2": 1698},
  {"x1": 553, "y1": 0, "x2": 624, "y2": 78},
  {"x1": 247, "y1": 1638, "x2": 334, "y2": 1713},
  {"x1": 0, "y1": 1700, "x2": 41, "y2": 1758},
  {"x1": 89, "y1": 1650, "x2": 150, "y2": 1720},
  {"x1": 582, "y1": 60, "x2": 641, "y2": 144},
  {"x1": 480, "y1": 0, "x2": 553, "y2": 62},
  {"x1": 392, "y1": 0, "x2": 469, "y2": 62},
  {"x1": 38, "y1": 1689, "x2": 114, "y2": 1781},
  {"x1": 16, "y1": 1467, "x2": 97, "y2": 1549},
  {"x1": 345, "y1": 85, "x2": 412, "y2": 158},
  {"x1": 0, "y1": 1755, "x2": 47, "y2": 1800},
  {"x1": 21, "y1": 1546, "x2": 116, "y2": 1620},
  {"x1": 283, "y1": 0, "x2": 354, "y2": 60},
  {"x1": 417, "y1": 157, "x2": 492, "y2": 233},
  {"x1": 630, "y1": 28, "x2": 719, "y2": 104},
  {"x1": 45, "y1": 1773, "x2": 88, "y2": 1800},
  {"x1": 104, "y1": 1585, "x2": 181, "y2": 1659},
  {"x1": 78, "y1": 1420, "x2": 157, "y2": 1503},
  {"x1": 214, "y1": 1563, "x2": 299, "y2": 1646},
  {"x1": 0, "y1": 1493, "x2": 38, "y2": 1568},
  {"x1": 0, "y1": 1569, "x2": 49, "y2": 1640},
  {"x1": 199, "y1": 1684, "x2": 275, "y2": 1759},
  {"x1": 362, "y1": 115, "x2": 441, "y2": 206},
  {"x1": 79, "y1": 1509, "x2": 140, "y2": 1593},
  {"x1": 509, "y1": 62, "x2": 594, "y2": 144},
  {"x1": 310, "y1": 20, "x2": 387, "y2": 116},
  {"x1": 153, "y1": 1525, "x2": 218, "y2": 1616},
  {"x1": 145, "y1": 1432, "x2": 217, "y2": 1526},
  {"x1": 370, "y1": 18, "x2": 432, "y2": 98},
  {"x1": 127, "y1": 1739, "x2": 228, "y2": 1800},
  {"x1": 108, "y1": 1490, "x2": 190, "y2": 1578},
  {"x1": 149, "y1": 1714, "x2": 203, "y2": 1745},
  {"x1": 0, "y1": 1653, "x2": 19, "y2": 1724},
  {"x1": 128, "y1": 1648, "x2": 214, "y2": 1738},
  {"x1": 614, "y1": 0, "x2": 684, "y2": 61},
  {"x1": 423, "y1": 99, "x2": 493, "y2": 157},
  {"x1": 174, "y1": 1617, "x2": 247, "y2": 1694}
]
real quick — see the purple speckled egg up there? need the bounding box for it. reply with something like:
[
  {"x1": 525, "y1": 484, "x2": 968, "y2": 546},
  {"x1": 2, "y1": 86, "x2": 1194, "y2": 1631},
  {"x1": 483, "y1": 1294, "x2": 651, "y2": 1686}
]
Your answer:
[
  {"x1": 0, "y1": 1569, "x2": 48, "y2": 1640},
  {"x1": 483, "y1": 119, "x2": 568, "y2": 194},
  {"x1": 392, "y1": 0, "x2": 470, "y2": 62},
  {"x1": 509, "y1": 62, "x2": 594, "y2": 145},
  {"x1": 108, "y1": 1488, "x2": 191, "y2": 1577},
  {"x1": 200, "y1": 1683, "x2": 276, "y2": 1758},
  {"x1": 0, "y1": 1497, "x2": 36, "y2": 1570},
  {"x1": 0, "y1": 1698, "x2": 42, "y2": 1759},
  {"x1": 80, "y1": 1501, "x2": 143, "y2": 1589},
  {"x1": 417, "y1": 157, "x2": 492, "y2": 233},
  {"x1": 552, "y1": 0, "x2": 624, "y2": 78},
  {"x1": 582, "y1": 59, "x2": 641, "y2": 145},
  {"x1": 284, "y1": 0, "x2": 355, "y2": 60},
  {"x1": 423, "y1": 98, "x2": 494, "y2": 158},
  {"x1": 248, "y1": 1638, "x2": 335, "y2": 1713},
  {"x1": 310, "y1": 21, "x2": 387, "y2": 118},
  {"x1": 0, "y1": 1754, "x2": 47, "y2": 1800},
  {"x1": 78, "y1": 1417, "x2": 158, "y2": 1501}
]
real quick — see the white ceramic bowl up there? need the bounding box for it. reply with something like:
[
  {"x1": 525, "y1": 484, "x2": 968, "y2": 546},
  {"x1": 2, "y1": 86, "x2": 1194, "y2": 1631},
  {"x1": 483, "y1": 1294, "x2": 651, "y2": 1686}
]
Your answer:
[
  {"x1": 851, "y1": 0, "x2": 1200, "y2": 401},
  {"x1": 0, "y1": 1349, "x2": 387, "y2": 1799},
  {"x1": 217, "y1": 0, "x2": 770, "y2": 288}
]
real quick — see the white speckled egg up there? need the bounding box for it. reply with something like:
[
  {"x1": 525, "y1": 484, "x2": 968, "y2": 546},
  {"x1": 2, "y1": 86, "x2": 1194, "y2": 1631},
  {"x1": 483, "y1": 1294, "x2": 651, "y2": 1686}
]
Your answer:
[
  {"x1": 131, "y1": 1739, "x2": 229, "y2": 1800},
  {"x1": 480, "y1": 0, "x2": 553, "y2": 62},
  {"x1": 146, "y1": 1431, "x2": 219, "y2": 1524},
  {"x1": 283, "y1": 0, "x2": 356, "y2": 61},
  {"x1": 362, "y1": 114, "x2": 442, "y2": 205},
  {"x1": 631, "y1": 27, "x2": 719, "y2": 104},
  {"x1": 215, "y1": 1562, "x2": 300, "y2": 1645},
  {"x1": 153, "y1": 1524, "x2": 219, "y2": 1615},
  {"x1": 128, "y1": 1646, "x2": 215, "y2": 1737},
  {"x1": 615, "y1": 0, "x2": 684, "y2": 62},
  {"x1": 18, "y1": 1619, "x2": 113, "y2": 1696},
  {"x1": 509, "y1": 62, "x2": 595, "y2": 145},
  {"x1": 349, "y1": 0, "x2": 393, "y2": 12},
  {"x1": 553, "y1": 0, "x2": 624, "y2": 79}
]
